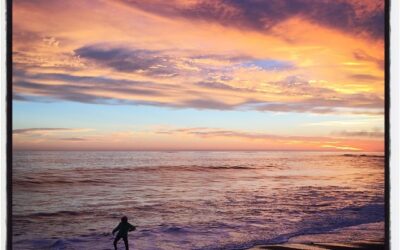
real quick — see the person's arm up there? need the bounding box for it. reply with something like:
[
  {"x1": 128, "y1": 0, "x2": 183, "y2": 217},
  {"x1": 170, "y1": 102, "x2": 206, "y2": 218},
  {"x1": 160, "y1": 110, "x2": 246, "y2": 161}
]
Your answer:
[
  {"x1": 128, "y1": 223, "x2": 136, "y2": 231},
  {"x1": 112, "y1": 223, "x2": 121, "y2": 235}
]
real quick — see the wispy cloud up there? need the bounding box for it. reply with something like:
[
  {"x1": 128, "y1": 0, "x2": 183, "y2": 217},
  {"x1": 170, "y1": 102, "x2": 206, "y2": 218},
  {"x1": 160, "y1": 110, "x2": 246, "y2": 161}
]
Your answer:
[
  {"x1": 332, "y1": 129, "x2": 384, "y2": 138},
  {"x1": 303, "y1": 118, "x2": 382, "y2": 127},
  {"x1": 156, "y1": 127, "x2": 381, "y2": 141},
  {"x1": 353, "y1": 49, "x2": 384, "y2": 69},
  {"x1": 12, "y1": 0, "x2": 384, "y2": 117},
  {"x1": 12, "y1": 126, "x2": 383, "y2": 151},
  {"x1": 59, "y1": 137, "x2": 87, "y2": 141},
  {"x1": 321, "y1": 145, "x2": 361, "y2": 151},
  {"x1": 13, "y1": 128, "x2": 91, "y2": 136},
  {"x1": 14, "y1": 70, "x2": 384, "y2": 115},
  {"x1": 114, "y1": 0, "x2": 384, "y2": 39},
  {"x1": 349, "y1": 74, "x2": 382, "y2": 81},
  {"x1": 75, "y1": 45, "x2": 179, "y2": 77},
  {"x1": 12, "y1": 0, "x2": 385, "y2": 151}
]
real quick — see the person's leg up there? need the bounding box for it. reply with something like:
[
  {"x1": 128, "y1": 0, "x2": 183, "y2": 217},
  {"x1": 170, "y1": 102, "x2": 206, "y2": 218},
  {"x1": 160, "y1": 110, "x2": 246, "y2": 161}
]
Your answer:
[
  {"x1": 114, "y1": 235, "x2": 121, "y2": 250},
  {"x1": 123, "y1": 236, "x2": 129, "y2": 250}
]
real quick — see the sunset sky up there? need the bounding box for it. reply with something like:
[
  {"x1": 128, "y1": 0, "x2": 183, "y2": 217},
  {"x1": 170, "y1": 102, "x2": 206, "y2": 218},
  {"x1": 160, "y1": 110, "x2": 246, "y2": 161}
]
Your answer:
[{"x1": 13, "y1": 0, "x2": 385, "y2": 151}]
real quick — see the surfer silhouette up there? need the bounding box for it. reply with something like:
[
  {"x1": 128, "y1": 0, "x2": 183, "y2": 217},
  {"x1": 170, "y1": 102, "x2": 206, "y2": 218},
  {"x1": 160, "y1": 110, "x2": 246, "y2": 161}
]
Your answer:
[{"x1": 112, "y1": 216, "x2": 136, "y2": 250}]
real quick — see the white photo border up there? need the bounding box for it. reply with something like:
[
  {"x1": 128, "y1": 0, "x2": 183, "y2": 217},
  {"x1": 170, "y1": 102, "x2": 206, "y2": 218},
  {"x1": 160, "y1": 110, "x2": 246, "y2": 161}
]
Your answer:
[{"x1": 0, "y1": 0, "x2": 398, "y2": 249}]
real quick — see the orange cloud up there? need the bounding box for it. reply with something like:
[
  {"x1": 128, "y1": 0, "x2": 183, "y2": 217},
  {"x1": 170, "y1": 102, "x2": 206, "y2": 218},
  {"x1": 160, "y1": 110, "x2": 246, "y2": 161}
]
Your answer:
[{"x1": 12, "y1": 0, "x2": 385, "y2": 151}]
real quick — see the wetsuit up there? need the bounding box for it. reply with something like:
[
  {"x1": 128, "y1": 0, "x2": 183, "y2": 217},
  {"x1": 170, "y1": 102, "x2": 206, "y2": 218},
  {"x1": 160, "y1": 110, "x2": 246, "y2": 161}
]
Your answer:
[{"x1": 113, "y1": 222, "x2": 135, "y2": 250}]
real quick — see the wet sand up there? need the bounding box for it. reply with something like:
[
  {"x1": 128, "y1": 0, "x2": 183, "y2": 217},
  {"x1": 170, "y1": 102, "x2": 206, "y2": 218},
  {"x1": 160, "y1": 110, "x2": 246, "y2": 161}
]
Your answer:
[
  {"x1": 248, "y1": 222, "x2": 385, "y2": 250},
  {"x1": 249, "y1": 241, "x2": 384, "y2": 250}
]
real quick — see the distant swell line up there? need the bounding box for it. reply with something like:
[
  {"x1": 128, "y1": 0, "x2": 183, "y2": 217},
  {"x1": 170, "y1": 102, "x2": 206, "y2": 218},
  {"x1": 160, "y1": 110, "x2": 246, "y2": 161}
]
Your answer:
[
  {"x1": 342, "y1": 154, "x2": 384, "y2": 158},
  {"x1": 131, "y1": 165, "x2": 260, "y2": 171},
  {"x1": 15, "y1": 210, "x2": 93, "y2": 219},
  {"x1": 13, "y1": 165, "x2": 264, "y2": 186},
  {"x1": 13, "y1": 178, "x2": 108, "y2": 186},
  {"x1": 13, "y1": 207, "x2": 115, "y2": 220}
]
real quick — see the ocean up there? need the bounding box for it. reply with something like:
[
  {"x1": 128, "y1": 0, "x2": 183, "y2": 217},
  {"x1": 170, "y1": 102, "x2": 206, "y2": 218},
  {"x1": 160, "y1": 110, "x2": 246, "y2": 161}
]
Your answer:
[{"x1": 12, "y1": 151, "x2": 385, "y2": 249}]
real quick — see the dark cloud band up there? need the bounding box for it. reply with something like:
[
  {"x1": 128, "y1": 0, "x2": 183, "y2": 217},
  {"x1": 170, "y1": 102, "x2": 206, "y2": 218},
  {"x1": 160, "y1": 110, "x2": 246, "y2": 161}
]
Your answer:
[{"x1": 115, "y1": 0, "x2": 384, "y2": 40}]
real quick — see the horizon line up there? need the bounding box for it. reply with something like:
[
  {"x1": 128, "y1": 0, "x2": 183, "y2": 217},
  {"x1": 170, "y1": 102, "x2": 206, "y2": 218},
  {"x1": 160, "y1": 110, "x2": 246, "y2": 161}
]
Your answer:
[{"x1": 12, "y1": 149, "x2": 384, "y2": 153}]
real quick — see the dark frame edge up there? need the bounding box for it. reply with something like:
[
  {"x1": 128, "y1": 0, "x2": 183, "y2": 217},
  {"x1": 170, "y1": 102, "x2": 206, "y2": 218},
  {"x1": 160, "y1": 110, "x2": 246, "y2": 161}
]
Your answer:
[
  {"x1": 384, "y1": 0, "x2": 391, "y2": 249},
  {"x1": 6, "y1": 0, "x2": 12, "y2": 249},
  {"x1": 4, "y1": 1, "x2": 391, "y2": 250}
]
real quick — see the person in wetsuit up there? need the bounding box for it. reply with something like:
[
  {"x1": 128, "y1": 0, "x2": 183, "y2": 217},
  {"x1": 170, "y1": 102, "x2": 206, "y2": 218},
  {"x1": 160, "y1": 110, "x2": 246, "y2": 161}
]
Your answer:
[{"x1": 112, "y1": 216, "x2": 136, "y2": 250}]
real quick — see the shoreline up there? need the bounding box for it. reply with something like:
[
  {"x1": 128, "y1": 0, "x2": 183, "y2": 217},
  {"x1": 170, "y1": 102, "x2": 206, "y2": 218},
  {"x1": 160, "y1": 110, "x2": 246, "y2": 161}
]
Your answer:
[
  {"x1": 248, "y1": 241, "x2": 384, "y2": 250},
  {"x1": 248, "y1": 222, "x2": 385, "y2": 250}
]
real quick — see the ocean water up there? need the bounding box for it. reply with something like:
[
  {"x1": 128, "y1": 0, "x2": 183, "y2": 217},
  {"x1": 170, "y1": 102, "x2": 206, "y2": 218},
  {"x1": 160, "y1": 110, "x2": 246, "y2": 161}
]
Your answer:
[{"x1": 12, "y1": 151, "x2": 385, "y2": 250}]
